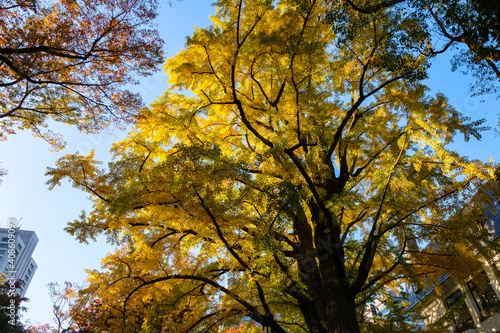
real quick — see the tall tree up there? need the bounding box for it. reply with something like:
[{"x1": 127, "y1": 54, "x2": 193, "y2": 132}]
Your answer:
[
  {"x1": 46, "y1": 0, "x2": 499, "y2": 332},
  {"x1": 0, "y1": 0, "x2": 163, "y2": 148}
]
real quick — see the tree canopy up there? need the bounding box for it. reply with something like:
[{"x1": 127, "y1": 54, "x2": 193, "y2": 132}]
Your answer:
[
  {"x1": 46, "y1": 0, "x2": 499, "y2": 333},
  {"x1": 0, "y1": 0, "x2": 163, "y2": 148},
  {"x1": 0, "y1": 280, "x2": 29, "y2": 333},
  {"x1": 336, "y1": 0, "x2": 500, "y2": 100}
]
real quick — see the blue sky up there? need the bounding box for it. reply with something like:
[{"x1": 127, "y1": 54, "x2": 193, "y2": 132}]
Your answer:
[{"x1": 0, "y1": 0, "x2": 499, "y2": 327}]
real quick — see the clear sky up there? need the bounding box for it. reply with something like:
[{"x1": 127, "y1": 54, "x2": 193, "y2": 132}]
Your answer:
[{"x1": 0, "y1": 0, "x2": 499, "y2": 328}]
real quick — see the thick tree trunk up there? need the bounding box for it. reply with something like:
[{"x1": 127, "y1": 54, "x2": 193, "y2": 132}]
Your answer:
[
  {"x1": 299, "y1": 260, "x2": 361, "y2": 333},
  {"x1": 299, "y1": 291, "x2": 361, "y2": 333},
  {"x1": 323, "y1": 283, "x2": 360, "y2": 333},
  {"x1": 297, "y1": 266, "x2": 361, "y2": 333},
  {"x1": 319, "y1": 237, "x2": 361, "y2": 333},
  {"x1": 295, "y1": 201, "x2": 362, "y2": 333}
]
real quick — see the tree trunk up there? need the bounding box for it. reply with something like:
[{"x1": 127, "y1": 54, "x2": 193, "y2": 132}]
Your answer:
[
  {"x1": 323, "y1": 284, "x2": 360, "y2": 333},
  {"x1": 297, "y1": 202, "x2": 362, "y2": 333},
  {"x1": 297, "y1": 269, "x2": 361, "y2": 333}
]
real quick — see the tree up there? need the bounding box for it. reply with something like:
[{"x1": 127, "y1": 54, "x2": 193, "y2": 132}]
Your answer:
[
  {"x1": 0, "y1": 280, "x2": 29, "y2": 333},
  {"x1": 46, "y1": 0, "x2": 499, "y2": 332},
  {"x1": 25, "y1": 324, "x2": 54, "y2": 333},
  {"x1": 26, "y1": 281, "x2": 95, "y2": 333},
  {"x1": 360, "y1": 291, "x2": 427, "y2": 333},
  {"x1": 0, "y1": 0, "x2": 163, "y2": 148},
  {"x1": 48, "y1": 281, "x2": 77, "y2": 333},
  {"x1": 333, "y1": 0, "x2": 500, "y2": 100}
]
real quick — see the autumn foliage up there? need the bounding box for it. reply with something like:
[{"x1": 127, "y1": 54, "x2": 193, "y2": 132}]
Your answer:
[
  {"x1": 44, "y1": 0, "x2": 500, "y2": 333},
  {"x1": 0, "y1": 0, "x2": 163, "y2": 147}
]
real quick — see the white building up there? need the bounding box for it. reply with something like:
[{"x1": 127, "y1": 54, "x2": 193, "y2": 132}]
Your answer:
[{"x1": 0, "y1": 227, "x2": 38, "y2": 297}]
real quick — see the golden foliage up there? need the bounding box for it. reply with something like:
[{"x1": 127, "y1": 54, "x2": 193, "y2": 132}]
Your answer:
[{"x1": 46, "y1": 1, "x2": 499, "y2": 332}]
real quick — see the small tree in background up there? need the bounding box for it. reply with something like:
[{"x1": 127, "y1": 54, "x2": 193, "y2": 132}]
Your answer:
[{"x1": 0, "y1": 280, "x2": 29, "y2": 333}]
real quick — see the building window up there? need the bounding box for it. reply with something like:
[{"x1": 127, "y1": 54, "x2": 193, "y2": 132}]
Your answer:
[
  {"x1": 445, "y1": 289, "x2": 475, "y2": 333},
  {"x1": 467, "y1": 271, "x2": 500, "y2": 321},
  {"x1": 411, "y1": 283, "x2": 421, "y2": 295},
  {"x1": 1, "y1": 237, "x2": 8, "y2": 242},
  {"x1": 0, "y1": 244, "x2": 7, "y2": 248}
]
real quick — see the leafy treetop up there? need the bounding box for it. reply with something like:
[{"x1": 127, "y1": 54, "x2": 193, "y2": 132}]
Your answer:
[
  {"x1": 47, "y1": 0, "x2": 499, "y2": 332},
  {"x1": 0, "y1": 0, "x2": 163, "y2": 148}
]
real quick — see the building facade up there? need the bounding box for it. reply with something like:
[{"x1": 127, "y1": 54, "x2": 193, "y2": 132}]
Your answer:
[
  {"x1": 408, "y1": 200, "x2": 500, "y2": 333},
  {"x1": 0, "y1": 227, "x2": 38, "y2": 297},
  {"x1": 409, "y1": 258, "x2": 500, "y2": 332}
]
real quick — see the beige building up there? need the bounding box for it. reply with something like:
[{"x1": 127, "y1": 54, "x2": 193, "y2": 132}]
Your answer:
[
  {"x1": 409, "y1": 201, "x2": 500, "y2": 333},
  {"x1": 413, "y1": 261, "x2": 500, "y2": 332}
]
